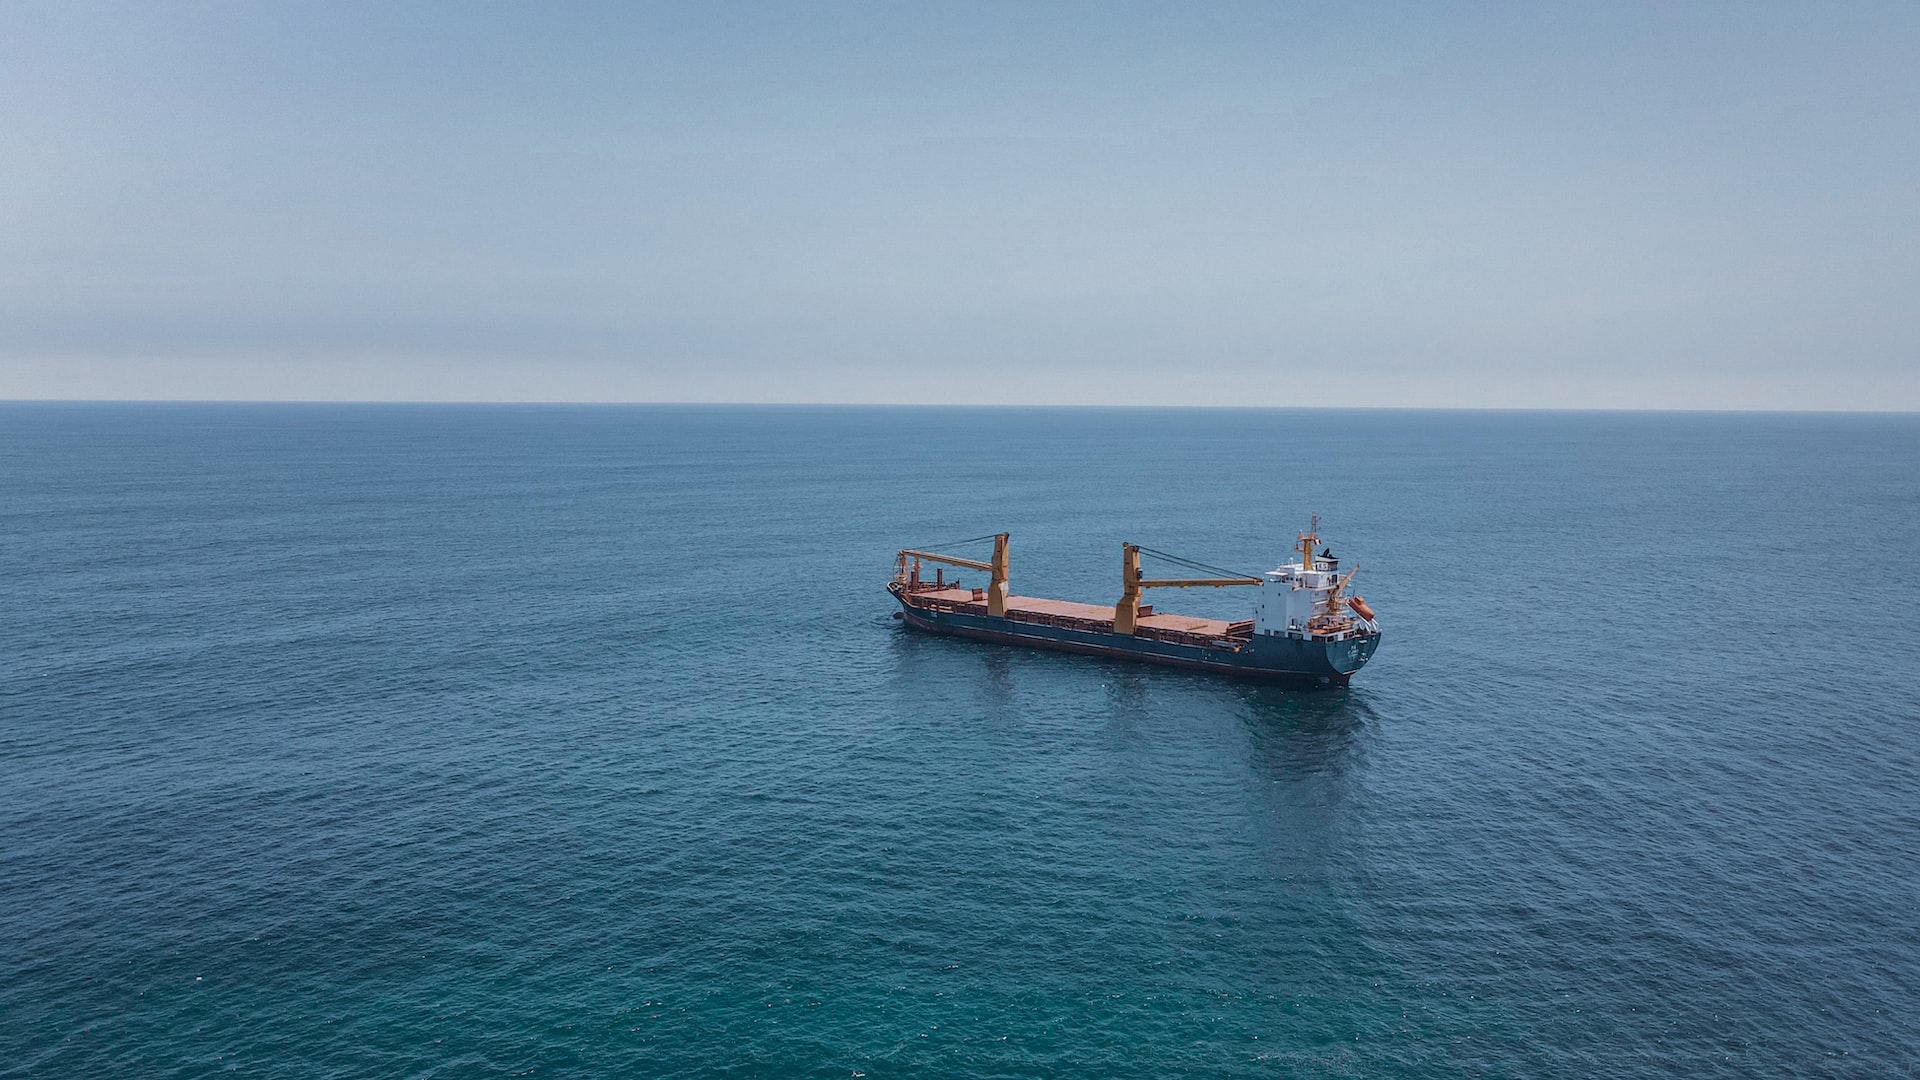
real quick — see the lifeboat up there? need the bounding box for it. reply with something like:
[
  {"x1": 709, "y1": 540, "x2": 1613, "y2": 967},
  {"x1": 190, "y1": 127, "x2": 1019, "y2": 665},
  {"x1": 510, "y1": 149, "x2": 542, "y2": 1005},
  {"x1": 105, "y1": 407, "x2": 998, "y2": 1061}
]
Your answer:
[{"x1": 1347, "y1": 596, "x2": 1376, "y2": 621}]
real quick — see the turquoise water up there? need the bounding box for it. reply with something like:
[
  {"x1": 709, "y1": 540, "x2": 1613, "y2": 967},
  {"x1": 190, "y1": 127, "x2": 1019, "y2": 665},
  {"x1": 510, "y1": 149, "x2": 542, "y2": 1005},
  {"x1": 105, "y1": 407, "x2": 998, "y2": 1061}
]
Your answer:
[{"x1": 3, "y1": 404, "x2": 1916, "y2": 1077}]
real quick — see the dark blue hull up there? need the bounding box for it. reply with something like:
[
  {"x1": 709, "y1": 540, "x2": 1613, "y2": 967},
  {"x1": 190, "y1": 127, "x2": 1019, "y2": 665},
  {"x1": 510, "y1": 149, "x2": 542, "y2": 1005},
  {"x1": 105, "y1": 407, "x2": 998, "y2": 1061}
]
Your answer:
[{"x1": 894, "y1": 594, "x2": 1379, "y2": 687}]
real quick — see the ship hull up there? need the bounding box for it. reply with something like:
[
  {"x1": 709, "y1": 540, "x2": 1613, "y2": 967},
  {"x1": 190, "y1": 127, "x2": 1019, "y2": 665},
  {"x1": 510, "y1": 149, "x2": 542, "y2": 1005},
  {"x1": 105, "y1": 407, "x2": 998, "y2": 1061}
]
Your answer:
[{"x1": 894, "y1": 594, "x2": 1379, "y2": 687}]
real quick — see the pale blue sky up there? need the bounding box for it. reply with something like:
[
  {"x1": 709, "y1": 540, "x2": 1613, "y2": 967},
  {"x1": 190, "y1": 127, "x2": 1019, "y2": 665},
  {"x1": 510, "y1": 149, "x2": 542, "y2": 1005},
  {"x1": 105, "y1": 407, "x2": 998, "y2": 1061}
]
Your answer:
[{"x1": 3, "y1": 2, "x2": 1915, "y2": 407}]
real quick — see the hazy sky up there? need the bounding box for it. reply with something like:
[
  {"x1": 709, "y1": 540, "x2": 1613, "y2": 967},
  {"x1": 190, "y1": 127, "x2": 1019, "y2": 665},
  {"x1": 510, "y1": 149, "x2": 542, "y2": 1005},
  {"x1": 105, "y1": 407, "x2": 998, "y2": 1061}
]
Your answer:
[{"x1": 3, "y1": 2, "x2": 1915, "y2": 407}]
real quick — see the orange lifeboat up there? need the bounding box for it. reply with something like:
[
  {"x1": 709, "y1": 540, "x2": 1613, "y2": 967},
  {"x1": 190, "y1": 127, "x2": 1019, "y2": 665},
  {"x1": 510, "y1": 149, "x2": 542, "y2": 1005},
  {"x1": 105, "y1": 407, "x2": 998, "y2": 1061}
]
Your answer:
[{"x1": 1347, "y1": 596, "x2": 1376, "y2": 621}]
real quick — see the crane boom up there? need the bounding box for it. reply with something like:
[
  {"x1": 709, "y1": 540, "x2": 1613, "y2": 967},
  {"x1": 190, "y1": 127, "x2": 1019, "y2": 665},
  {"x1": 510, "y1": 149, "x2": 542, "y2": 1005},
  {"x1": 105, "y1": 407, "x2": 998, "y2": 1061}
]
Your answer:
[
  {"x1": 1114, "y1": 543, "x2": 1262, "y2": 634},
  {"x1": 897, "y1": 549, "x2": 994, "y2": 573}
]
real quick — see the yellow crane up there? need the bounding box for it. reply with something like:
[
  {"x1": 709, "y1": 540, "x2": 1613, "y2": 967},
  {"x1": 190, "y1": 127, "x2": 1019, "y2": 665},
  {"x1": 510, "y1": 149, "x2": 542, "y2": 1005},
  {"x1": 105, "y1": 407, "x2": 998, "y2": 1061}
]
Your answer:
[
  {"x1": 896, "y1": 533, "x2": 1010, "y2": 616},
  {"x1": 1113, "y1": 543, "x2": 1262, "y2": 634}
]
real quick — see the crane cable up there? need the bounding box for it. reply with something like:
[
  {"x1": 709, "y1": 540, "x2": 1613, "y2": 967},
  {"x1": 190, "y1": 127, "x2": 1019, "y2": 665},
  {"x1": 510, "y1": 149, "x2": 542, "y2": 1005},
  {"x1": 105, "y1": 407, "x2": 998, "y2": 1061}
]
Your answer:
[
  {"x1": 1133, "y1": 545, "x2": 1261, "y2": 581},
  {"x1": 907, "y1": 532, "x2": 1001, "y2": 555}
]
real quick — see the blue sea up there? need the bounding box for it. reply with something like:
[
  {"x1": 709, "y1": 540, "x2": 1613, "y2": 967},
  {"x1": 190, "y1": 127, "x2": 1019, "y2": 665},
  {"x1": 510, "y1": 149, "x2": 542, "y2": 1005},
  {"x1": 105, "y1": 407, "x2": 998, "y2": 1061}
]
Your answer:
[{"x1": 3, "y1": 403, "x2": 1917, "y2": 1078}]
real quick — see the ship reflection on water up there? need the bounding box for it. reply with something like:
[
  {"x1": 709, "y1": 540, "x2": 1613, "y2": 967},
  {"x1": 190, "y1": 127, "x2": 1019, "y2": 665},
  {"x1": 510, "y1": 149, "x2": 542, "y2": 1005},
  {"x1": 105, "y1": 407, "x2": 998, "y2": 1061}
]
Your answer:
[
  {"x1": 887, "y1": 620, "x2": 1373, "y2": 791},
  {"x1": 1235, "y1": 682, "x2": 1375, "y2": 779}
]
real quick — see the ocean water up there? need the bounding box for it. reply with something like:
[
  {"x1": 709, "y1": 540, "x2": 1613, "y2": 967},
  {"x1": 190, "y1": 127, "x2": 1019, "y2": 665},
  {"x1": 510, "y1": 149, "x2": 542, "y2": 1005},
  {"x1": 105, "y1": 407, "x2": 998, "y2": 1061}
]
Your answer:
[{"x1": 2, "y1": 403, "x2": 1916, "y2": 1078}]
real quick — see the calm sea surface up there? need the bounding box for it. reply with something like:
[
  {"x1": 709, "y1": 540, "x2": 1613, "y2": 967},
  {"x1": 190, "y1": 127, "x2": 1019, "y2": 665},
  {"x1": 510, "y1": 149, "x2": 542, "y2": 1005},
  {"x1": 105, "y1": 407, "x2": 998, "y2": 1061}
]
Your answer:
[{"x1": 3, "y1": 404, "x2": 1916, "y2": 1078}]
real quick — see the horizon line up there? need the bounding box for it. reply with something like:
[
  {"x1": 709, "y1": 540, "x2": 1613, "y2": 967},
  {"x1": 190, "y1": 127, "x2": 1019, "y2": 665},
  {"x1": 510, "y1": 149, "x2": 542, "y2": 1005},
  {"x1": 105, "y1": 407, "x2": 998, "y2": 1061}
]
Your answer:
[{"x1": 1, "y1": 398, "x2": 1916, "y2": 417}]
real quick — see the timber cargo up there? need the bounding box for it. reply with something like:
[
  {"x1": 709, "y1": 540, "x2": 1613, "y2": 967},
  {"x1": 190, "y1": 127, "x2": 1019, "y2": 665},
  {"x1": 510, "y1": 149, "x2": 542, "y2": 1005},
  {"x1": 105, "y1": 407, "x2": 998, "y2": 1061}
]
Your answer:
[{"x1": 888, "y1": 517, "x2": 1381, "y2": 687}]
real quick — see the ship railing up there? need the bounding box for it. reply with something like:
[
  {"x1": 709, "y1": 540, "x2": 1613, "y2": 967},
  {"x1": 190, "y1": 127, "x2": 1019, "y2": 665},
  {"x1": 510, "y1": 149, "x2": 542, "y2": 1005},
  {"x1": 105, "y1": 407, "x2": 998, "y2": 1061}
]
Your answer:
[
  {"x1": 905, "y1": 595, "x2": 1248, "y2": 649},
  {"x1": 1005, "y1": 609, "x2": 1108, "y2": 635},
  {"x1": 912, "y1": 596, "x2": 971, "y2": 614},
  {"x1": 904, "y1": 580, "x2": 976, "y2": 596},
  {"x1": 1135, "y1": 625, "x2": 1242, "y2": 650}
]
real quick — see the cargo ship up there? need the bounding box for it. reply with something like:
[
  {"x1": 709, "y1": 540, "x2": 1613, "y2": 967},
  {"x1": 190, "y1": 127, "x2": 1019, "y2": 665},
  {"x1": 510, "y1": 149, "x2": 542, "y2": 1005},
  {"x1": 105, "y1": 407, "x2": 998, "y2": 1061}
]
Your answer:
[{"x1": 888, "y1": 517, "x2": 1381, "y2": 686}]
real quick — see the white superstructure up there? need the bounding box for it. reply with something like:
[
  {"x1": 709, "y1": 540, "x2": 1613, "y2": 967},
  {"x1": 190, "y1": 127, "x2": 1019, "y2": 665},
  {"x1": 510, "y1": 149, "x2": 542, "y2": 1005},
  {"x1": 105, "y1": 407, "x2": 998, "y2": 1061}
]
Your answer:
[
  {"x1": 1253, "y1": 563, "x2": 1340, "y2": 636},
  {"x1": 1250, "y1": 516, "x2": 1378, "y2": 640}
]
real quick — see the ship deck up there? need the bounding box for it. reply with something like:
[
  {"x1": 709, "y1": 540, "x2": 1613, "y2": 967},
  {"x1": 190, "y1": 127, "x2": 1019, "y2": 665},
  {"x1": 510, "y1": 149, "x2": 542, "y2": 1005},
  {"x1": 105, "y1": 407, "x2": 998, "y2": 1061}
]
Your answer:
[{"x1": 906, "y1": 587, "x2": 1238, "y2": 638}]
